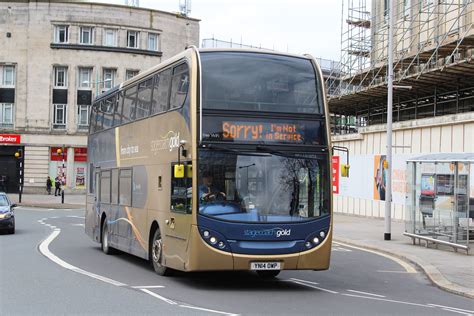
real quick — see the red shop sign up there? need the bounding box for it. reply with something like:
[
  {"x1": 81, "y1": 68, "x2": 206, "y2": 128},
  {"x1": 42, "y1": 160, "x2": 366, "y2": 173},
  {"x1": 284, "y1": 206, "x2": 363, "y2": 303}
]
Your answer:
[
  {"x1": 74, "y1": 148, "x2": 88, "y2": 162},
  {"x1": 51, "y1": 147, "x2": 68, "y2": 161},
  {"x1": 332, "y1": 156, "x2": 340, "y2": 194},
  {"x1": 0, "y1": 134, "x2": 21, "y2": 144}
]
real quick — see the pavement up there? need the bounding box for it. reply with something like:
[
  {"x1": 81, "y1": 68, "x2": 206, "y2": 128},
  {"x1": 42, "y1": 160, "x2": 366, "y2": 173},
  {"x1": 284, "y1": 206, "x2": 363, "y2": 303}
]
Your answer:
[
  {"x1": 8, "y1": 193, "x2": 86, "y2": 209},
  {"x1": 6, "y1": 193, "x2": 474, "y2": 299}
]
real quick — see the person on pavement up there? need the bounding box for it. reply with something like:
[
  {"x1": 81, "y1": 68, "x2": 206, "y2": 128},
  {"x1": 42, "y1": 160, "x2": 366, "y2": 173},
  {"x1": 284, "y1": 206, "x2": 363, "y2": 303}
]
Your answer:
[
  {"x1": 54, "y1": 176, "x2": 61, "y2": 196},
  {"x1": 46, "y1": 176, "x2": 53, "y2": 195}
]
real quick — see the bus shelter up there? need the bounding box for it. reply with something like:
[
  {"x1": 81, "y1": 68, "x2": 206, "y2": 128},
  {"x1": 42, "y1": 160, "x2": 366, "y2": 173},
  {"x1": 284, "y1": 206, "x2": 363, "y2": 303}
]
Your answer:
[{"x1": 405, "y1": 153, "x2": 474, "y2": 254}]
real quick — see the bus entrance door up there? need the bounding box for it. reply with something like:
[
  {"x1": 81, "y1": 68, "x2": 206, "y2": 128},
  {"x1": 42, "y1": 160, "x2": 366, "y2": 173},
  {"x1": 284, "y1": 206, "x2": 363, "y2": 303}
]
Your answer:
[{"x1": 165, "y1": 162, "x2": 192, "y2": 269}]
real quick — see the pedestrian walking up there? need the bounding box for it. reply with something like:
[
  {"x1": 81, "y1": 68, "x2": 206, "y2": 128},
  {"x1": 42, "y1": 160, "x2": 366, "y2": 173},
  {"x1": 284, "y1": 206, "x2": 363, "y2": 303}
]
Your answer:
[
  {"x1": 54, "y1": 176, "x2": 61, "y2": 196},
  {"x1": 46, "y1": 176, "x2": 52, "y2": 195}
]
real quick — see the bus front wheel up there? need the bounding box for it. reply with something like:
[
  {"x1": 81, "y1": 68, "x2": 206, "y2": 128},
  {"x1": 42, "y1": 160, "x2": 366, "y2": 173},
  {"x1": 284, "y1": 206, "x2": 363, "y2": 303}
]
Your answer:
[{"x1": 151, "y1": 228, "x2": 172, "y2": 276}]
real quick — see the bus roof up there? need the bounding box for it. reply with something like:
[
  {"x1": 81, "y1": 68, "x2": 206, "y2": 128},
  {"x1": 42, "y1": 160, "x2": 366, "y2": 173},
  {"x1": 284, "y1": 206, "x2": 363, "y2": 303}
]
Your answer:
[{"x1": 94, "y1": 47, "x2": 318, "y2": 103}]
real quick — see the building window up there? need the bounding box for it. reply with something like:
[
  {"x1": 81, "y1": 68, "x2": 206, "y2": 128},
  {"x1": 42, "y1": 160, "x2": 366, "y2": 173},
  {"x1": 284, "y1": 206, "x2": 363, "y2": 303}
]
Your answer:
[
  {"x1": 148, "y1": 33, "x2": 158, "y2": 51},
  {"x1": 103, "y1": 29, "x2": 117, "y2": 47},
  {"x1": 1, "y1": 65, "x2": 15, "y2": 87},
  {"x1": 78, "y1": 67, "x2": 92, "y2": 88},
  {"x1": 127, "y1": 31, "x2": 139, "y2": 49},
  {"x1": 53, "y1": 104, "x2": 67, "y2": 129},
  {"x1": 77, "y1": 105, "x2": 89, "y2": 129},
  {"x1": 80, "y1": 27, "x2": 94, "y2": 45},
  {"x1": 0, "y1": 103, "x2": 13, "y2": 128},
  {"x1": 54, "y1": 25, "x2": 69, "y2": 43},
  {"x1": 103, "y1": 68, "x2": 115, "y2": 90},
  {"x1": 54, "y1": 66, "x2": 68, "y2": 88},
  {"x1": 125, "y1": 70, "x2": 139, "y2": 81}
]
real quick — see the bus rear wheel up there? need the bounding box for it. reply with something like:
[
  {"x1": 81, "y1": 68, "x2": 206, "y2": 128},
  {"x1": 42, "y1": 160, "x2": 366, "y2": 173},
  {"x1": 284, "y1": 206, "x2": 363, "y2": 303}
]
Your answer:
[
  {"x1": 256, "y1": 270, "x2": 280, "y2": 279},
  {"x1": 101, "y1": 220, "x2": 116, "y2": 255},
  {"x1": 151, "y1": 228, "x2": 172, "y2": 276}
]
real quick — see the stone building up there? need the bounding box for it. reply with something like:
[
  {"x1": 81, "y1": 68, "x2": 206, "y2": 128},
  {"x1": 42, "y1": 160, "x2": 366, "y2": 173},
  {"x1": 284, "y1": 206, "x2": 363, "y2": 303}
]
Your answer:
[
  {"x1": 329, "y1": 0, "x2": 474, "y2": 220},
  {"x1": 0, "y1": 0, "x2": 199, "y2": 193}
]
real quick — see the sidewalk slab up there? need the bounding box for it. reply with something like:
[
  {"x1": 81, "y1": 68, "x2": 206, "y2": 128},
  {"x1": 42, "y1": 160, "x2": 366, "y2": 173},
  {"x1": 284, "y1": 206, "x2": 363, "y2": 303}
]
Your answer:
[
  {"x1": 334, "y1": 213, "x2": 474, "y2": 299},
  {"x1": 7, "y1": 193, "x2": 86, "y2": 209}
]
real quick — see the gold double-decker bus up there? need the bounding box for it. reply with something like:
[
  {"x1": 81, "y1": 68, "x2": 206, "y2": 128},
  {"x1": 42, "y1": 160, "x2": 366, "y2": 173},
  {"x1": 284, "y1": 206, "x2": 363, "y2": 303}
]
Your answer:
[{"x1": 85, "y1": 47, "x2": 332, "y2": 278}]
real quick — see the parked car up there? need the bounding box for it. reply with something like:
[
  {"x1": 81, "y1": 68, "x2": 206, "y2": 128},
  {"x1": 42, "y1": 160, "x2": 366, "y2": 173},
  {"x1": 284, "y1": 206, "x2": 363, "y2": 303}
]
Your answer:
[{"x1": 0, "y1": 193, "x2": 16, "y2": 234}]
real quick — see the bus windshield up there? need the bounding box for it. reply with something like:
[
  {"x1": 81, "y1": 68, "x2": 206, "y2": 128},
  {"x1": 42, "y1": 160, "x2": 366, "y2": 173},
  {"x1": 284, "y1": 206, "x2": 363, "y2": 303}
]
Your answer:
[
  {"x1": 198, "y1": 149, "x2": 329, "y2": 223},
  {"x1": 201, "y1": 52, "x2": 322, "y2": 114}
]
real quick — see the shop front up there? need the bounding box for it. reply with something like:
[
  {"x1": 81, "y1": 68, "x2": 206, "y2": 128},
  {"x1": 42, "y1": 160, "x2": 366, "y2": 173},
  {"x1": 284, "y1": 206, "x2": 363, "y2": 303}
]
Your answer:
[{"x1": 0, "y1": 134, "x2": 23, "y2": 193}]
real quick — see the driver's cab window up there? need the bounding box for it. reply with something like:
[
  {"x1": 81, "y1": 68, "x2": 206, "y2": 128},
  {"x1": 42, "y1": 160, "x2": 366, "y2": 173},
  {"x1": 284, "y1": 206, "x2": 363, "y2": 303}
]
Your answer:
[{"x1": 171, "y1": 162, "x2": 192, "y2": 213}]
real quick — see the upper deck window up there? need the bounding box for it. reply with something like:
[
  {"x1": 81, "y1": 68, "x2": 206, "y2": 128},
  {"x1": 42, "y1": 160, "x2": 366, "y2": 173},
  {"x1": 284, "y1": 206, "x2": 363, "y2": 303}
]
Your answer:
[{"x1": 201, "y1": 52, "x2": 322, "y2": 114}]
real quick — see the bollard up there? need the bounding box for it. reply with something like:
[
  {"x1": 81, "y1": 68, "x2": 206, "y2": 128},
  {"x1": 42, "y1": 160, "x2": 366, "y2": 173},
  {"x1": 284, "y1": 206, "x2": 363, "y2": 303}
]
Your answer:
[{"x1": 61, "y1": 190, "x2": 65, "y2": 204}]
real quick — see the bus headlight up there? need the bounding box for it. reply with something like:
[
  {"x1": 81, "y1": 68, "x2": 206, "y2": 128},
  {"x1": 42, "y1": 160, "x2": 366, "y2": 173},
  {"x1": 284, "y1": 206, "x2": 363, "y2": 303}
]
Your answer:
[
  {"x1": 199, "y1": 227, "x2": 230, "y2": 251},
  {"x1": 319, "y1": 231, "x2": 325, "y2": 238},
  {"x1": 305, "y1": 241, "x2": 312, "y2": 249},
  {"x1": 312, "y1": 237, "x2": 320, "y2": 245}
]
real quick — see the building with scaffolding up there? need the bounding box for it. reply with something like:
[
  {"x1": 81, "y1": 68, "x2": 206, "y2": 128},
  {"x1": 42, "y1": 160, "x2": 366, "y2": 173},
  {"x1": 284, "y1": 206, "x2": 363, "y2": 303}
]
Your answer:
[{"x1": 329, "y1": 0, "x2": 474, "y2": 221}]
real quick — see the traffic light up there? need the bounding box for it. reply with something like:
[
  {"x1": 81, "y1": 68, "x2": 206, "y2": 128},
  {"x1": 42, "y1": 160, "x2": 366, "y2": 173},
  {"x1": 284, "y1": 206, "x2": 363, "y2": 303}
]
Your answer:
[{"x1": 14, "y1": 149, "x2": 23, "y2": 159}]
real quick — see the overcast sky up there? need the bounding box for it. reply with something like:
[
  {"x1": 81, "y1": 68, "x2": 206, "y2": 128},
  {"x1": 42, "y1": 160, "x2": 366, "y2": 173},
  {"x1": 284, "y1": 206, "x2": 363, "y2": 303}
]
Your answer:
[{"x1": 97, "y1": 0, "x2": 343, "y2": 61}]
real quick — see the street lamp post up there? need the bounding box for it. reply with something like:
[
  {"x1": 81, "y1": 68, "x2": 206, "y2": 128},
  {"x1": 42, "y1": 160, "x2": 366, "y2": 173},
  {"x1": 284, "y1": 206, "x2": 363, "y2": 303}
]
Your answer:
[
  {"x1": 239, "y1": 163, "x2": 256, "y2": 193},
  {"x1": 385, "y1": 0, "x2": 395, "y2": 241}
]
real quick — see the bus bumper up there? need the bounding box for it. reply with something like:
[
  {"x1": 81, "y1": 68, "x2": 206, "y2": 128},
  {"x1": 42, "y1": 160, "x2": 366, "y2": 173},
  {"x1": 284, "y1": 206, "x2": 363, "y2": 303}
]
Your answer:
[{"x1": 186, "y1": 225, "x2": 331, "y2": 271}]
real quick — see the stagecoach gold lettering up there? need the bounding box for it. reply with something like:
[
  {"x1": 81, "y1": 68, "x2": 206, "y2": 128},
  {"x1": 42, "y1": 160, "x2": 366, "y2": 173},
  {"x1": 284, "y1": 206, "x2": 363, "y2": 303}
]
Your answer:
[
  {"x1": 150, "y1": 131, "x2": 180, "y2": 155},
  {"x1": 222, "y1": 121, "x2": 303, "y2": 142}
]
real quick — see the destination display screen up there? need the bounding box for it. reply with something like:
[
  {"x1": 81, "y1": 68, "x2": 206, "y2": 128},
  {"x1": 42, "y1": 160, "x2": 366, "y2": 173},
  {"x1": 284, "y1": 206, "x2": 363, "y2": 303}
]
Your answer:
[
  {"x1": 202, "y1": 117, "x2": 323, "y2": 145},
  {"x1": 222, "y1": 121, "x2": 303, "y2": 142}
]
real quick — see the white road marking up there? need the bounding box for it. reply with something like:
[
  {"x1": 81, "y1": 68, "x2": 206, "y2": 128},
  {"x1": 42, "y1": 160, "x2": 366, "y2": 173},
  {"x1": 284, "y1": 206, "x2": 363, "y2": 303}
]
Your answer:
[
  {"x1": 67, "y1": 215, "x2": 85, "y2": 219},
  {"x1": 440, "y1": 308, "x2": 473, "y2": 316},
  {"x1": 334, "y1": 241, "x2": 417, "y2": 273},
  {"x1": 39, "y1": 228, "x2": 126, "y2": 287},
  {"x1": 347, "y1": 289, "x2": 386, "y2": 298},
  {"x1": 377, "y1": 270, "x2": 414, "y2": 273},
  {"x1": 289, "y1": 280, "x2": 339, "y2": 294},
  {"x1": 131, "y1": 285, "x2": 165, "y2": 289},
  {"x1": 427, "y1": 304, "x2": 474, "y2": 314},
  {"x1": 71, "y1": 224, "x2": 85, "y2": 227},
  {"x1": 290, "y1": 278, "x2": 319, "y2": 285},
  {"x1": 140, "y1": 289, "x2": 177, "y2": 305},
  {"x1": 342, "y1": 293, "x2": 433, "y2": 308},
  {"x1": 332, "y1": 247, "x2": 352, "y2": 252},
  {"x1": 179, "y1": 304, "x2": 239, "y2": 316}
]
